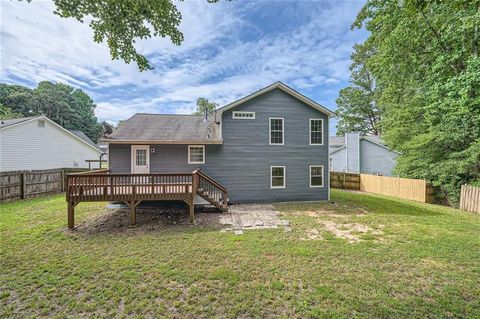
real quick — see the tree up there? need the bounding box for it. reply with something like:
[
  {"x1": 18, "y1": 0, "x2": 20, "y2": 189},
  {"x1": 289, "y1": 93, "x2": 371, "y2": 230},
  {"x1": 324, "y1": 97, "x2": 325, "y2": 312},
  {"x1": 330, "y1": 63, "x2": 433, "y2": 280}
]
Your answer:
[
  {"x1": 0, "y1": 82, "x2": 102, "y2": 142},
  {"x1": 22, "y1": 0, "x2": 219, "y2": 71},
  {"x1": 336, "y1": 44, "x2": 382, "y2": 135},
  {"x1": 351, "y1": 0, "x2": 480, "y2": 205},
  {"x1": 101, "y1": 121, "x2": 115, "y2": 137},
  {"x1": 0, "y1": 104, "x2": 22, "y2": 120},
  {"x1": 193, "y1": 97, "x2": 218, "y2": 116}
]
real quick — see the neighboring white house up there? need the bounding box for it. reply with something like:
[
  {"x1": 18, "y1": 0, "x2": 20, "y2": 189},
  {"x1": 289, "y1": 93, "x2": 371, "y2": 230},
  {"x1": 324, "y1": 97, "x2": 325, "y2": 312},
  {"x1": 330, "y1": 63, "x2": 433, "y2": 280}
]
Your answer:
[
  {"x1": 0, "y1": 115, "x2": 103, "y2": 171},
  {"x1": 329, "y1": 133, "x2": 400, "y2": 176}
]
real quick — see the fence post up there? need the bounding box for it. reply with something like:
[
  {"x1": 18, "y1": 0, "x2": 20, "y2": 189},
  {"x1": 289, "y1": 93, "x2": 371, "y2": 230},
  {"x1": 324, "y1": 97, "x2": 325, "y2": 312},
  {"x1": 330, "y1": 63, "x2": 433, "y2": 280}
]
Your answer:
[
  {"x1": 21, "y1": 172, "x2": 27, "y2": 199},
  {"x1": 61, "y1": 169, "x2": 65, "y2": 192}
]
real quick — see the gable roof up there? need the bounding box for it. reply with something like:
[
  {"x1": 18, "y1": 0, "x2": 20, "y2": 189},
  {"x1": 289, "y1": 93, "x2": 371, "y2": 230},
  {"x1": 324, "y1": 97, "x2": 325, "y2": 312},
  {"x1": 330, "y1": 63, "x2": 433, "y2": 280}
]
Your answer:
[
  {"x1": 329, "y1": 135, "x2": 401, "y2": 154},
  {"x1": 102, "y1": 114, "x2": 222, "y2": 144},
  {"x1": 0, "y1": 115, "x2": 103, "y2": 154},
  {"x1": 0, "y1": 116, "x2": 40, "y2": 129},
  {"x1": 68, "y1": 130, "x2": 103, "y2": 152},
  {"x1": 216, "y1": 81, "x2": 336, "y2": 117}
]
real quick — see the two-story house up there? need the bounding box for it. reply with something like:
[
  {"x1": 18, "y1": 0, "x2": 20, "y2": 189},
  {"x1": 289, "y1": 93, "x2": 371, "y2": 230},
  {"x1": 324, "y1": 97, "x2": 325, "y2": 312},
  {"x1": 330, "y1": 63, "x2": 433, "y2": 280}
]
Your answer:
[{"x1": 102, "y1": 82, "x2": 334, "y2": 206}]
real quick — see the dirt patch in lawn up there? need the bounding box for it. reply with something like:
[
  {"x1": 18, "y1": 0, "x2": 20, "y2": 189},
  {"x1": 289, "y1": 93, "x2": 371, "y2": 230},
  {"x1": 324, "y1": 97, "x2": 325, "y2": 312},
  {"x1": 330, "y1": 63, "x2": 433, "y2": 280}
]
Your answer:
[
  {"x1": 72, "y1": 205, "x2": 222, "y2": 235},
  {"x1": 319, "y1": 220, "x2": 384, "y2": 243},
  {"x1": 300, "y1": 228, "x2": 323, "y2": 241}
]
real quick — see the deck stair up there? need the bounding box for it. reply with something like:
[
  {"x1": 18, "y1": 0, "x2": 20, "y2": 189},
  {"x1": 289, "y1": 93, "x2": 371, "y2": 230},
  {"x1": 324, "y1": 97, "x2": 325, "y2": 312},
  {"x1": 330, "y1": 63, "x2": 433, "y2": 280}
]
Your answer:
[{"x1": 65, "y1": 169, "x2": 228, "y2": 228}]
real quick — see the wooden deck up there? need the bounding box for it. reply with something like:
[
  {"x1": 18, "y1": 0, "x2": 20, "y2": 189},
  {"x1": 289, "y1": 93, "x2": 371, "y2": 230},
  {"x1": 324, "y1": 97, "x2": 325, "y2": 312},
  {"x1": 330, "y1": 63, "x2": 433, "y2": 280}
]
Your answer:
[{"x1": 65, "y1": 169, "x2": 228, "y2": 229}]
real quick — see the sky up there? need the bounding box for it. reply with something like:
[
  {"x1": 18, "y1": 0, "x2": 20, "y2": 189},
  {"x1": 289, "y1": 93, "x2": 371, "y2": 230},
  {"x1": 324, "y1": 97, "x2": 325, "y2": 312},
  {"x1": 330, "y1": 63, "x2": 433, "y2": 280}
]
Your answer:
[{"x1": 0, "y1": 0, "x2": 367, "y2": 134}]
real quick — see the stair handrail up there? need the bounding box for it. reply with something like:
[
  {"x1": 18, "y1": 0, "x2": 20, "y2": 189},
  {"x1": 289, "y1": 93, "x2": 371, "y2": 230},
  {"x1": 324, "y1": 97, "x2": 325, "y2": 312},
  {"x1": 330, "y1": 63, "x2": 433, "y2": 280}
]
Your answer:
[{"x1": 193, "y1": 169, "x2": 228, "y2": 193}]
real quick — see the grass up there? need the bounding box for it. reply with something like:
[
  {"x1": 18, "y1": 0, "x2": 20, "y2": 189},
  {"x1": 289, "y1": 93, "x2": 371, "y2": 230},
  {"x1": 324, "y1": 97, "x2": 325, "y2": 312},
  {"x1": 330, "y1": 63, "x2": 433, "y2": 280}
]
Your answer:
[{"x1": 1, "y1": 190, "x2": 479, "y2": 318}]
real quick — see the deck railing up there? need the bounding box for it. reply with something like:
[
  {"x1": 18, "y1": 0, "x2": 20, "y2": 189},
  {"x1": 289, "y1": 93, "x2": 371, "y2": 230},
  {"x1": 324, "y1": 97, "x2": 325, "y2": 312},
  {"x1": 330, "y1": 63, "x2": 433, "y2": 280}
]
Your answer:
[{"x1": 65, "y1": 169, "x2": 228, "y2": 228}]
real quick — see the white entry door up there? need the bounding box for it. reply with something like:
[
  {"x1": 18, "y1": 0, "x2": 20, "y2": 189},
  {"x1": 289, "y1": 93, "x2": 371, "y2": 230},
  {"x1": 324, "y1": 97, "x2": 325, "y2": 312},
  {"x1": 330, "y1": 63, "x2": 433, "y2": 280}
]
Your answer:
[{"x1": 131, "y1": 145, "x2": 150, "y2": 174}]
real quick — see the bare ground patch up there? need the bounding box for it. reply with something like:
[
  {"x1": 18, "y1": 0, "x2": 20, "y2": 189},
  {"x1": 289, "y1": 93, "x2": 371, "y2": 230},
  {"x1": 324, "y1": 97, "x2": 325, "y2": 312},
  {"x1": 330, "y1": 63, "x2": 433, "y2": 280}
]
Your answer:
[
  {"x1": 319, "y1": 220, "x2": 384, "y2": 243},
  {"x1": 71, "y1": 205, "x2": 222, "y2": 235}
]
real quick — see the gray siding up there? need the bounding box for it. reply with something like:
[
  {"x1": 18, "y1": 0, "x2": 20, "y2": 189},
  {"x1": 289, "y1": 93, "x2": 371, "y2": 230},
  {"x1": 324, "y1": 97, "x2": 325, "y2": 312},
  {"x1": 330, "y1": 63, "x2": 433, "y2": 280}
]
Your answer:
[
  {"x1": 346, "y1": 133, "x2": 360, "y2": 173},
  {"x1": 330, "y1": 148, "x2": 346, "y2": 172},
  {"x1": 360, "y1": 140, "x2": 398, "y2": 176},
  {"x1": 109, "y1": 88, "x2": 330, "y2": 203}
]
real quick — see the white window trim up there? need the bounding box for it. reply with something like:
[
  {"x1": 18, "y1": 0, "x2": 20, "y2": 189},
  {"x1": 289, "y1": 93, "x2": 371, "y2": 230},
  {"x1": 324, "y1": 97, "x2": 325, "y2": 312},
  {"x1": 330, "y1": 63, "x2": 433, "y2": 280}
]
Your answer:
[
  {"x1": 269, "y1": 117, "x2": 284, "y2": 145},
  {"x1": 309, "y1": 165, "x2": 324, "y2": 188},
  {"x1": 232, "y1": 111, "x2": 255, "y2": 119},
  {"x1": 270, "y1": 165, "x2": 286, "y2": 189},
  {"x1": 188, "y1": 145, "x2": 205, "y2": 164},
  {"x1": 309, "y1": 118, "x2": 324, "y2": 145}
]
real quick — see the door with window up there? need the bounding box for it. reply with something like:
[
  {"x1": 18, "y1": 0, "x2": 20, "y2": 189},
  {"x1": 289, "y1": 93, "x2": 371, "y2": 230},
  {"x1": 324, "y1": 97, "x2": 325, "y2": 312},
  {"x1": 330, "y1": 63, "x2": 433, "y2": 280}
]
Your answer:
[{"x1": 131, "y1": 145, "x2": 150, "y2": 173}]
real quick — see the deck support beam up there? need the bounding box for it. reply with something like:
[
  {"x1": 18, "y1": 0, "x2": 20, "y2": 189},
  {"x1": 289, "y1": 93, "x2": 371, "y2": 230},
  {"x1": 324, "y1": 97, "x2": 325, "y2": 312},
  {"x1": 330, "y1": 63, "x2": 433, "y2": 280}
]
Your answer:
[
  {"x1": 67, "y1": 201, "x2": 78, "y2": 229},
  {"x1": 187, "y1": 198, "x2": 195, "y2": 224}
]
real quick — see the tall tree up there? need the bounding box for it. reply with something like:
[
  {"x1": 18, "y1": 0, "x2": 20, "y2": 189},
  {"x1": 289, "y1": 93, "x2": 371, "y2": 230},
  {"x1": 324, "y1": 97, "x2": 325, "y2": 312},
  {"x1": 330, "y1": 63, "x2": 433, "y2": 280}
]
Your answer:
[
  {"x1": 21, "y1": 0, "x2": 220, "y2": 71},
  {"x1": 193, "y1": 97, "x2": 218, "y2": 116},
  {"x1": 352, "y1": 0, "x2": 480, "y2": 205},
  {"x1": 0, "y1": 82, "x2": 102, "y2": 142},
  {"x1": 336, "y1": 43, "x2": 382, "y2": 135}
]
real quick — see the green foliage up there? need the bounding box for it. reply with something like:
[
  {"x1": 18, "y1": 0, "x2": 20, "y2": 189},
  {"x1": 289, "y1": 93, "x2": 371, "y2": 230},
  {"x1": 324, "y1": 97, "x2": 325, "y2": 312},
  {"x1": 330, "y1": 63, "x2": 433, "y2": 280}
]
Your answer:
[
  {"x1": 350, "y1": 0, "x2": 480, "y2": 205},
  {"x1": 101, "y1": 121, "x2": 115, "y2": 137},
  {"x1": 0, "y1": 82, "x2": 102, "y2": 142},
  {"x1": 336, "y1": 44, "x2": 382, "y2": 135},
  {"x1": 193, "y1": 97, "x2": 218, "y2": 115},
  {"x1": 21, "y1": 0, "x2": 220, "y2": 71},
  {"x1": 0, "y1": 104, "x2": 23, "y2": 120}
]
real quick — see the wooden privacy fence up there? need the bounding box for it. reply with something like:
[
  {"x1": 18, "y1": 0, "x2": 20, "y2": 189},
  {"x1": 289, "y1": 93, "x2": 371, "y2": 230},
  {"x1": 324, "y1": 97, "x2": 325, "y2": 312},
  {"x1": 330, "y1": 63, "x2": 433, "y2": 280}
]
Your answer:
[
  {"x1": 0, "y1": 168, "x2": 89, "y2": 201},
  {"x1": 330, "y1": 171, "x2": 433, "y2": 203},
  {"x1": 460, "y1": 184, "x2": 480, "y2": 213},
  {"x1": 330, "y1": 172, "x2": 361, "y2": 190}
]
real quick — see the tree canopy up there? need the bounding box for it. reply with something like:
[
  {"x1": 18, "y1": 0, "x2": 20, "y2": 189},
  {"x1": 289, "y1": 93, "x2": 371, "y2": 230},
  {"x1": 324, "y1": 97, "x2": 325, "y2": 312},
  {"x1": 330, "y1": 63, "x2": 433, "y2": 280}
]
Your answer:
[
  {"x1": 193, "y1": 97, "x2": 218, "y2": 116},
  {"x1": 22, "y1": 0, "x2": 219, "y2": 71},
  {"x1": 342, "y1": 0, "x2": 480, "y2": 205},
  {"x1": 0, "y1": 82, "x2": 102, "y2": 142}
]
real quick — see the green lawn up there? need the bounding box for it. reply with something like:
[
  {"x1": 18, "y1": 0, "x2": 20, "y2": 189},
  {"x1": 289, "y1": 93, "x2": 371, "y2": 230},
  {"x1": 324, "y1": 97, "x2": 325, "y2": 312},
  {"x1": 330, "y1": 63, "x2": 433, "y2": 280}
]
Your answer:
[{"x1": 1, "y1": 190, "x2": 479, "y2": 318}]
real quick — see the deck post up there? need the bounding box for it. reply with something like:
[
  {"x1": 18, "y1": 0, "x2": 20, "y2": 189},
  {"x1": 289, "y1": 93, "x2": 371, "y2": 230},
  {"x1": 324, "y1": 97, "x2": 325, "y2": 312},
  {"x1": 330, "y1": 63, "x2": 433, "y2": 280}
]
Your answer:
[
  {"x1": 67, "y1": 201, "x2": 75, "y2": 229},
  {"x1": 130, "y1": 200, "x2": 137, "y2": 226},
  {"x1": 188, "y1": 198, "x2": 195, "y2": 224}
]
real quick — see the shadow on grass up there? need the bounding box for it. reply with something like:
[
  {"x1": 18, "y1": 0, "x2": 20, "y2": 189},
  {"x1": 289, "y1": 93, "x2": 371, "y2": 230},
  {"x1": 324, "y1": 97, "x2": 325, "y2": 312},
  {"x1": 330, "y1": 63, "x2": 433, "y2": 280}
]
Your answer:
[
  {"x1": 72, "y1": 201, "x2": 223, "y2": 236},
  {"x1": 334, "y1": 191, "x2": 444, "y2": 217}
]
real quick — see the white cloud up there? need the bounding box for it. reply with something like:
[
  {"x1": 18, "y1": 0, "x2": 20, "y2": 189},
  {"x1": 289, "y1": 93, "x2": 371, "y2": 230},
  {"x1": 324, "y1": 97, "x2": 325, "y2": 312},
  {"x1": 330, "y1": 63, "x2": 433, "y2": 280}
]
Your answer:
[{"x1": 1, "y1": 0, "x2": 367, "y2": 124}]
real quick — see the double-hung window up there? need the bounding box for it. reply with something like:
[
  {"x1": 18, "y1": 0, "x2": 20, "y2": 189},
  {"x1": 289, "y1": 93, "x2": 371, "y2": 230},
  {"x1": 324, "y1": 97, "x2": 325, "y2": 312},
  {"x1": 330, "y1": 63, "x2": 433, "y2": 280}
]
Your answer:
[
  {"x1": 188, "y1": 145, "x2": 205, "y2": 164},
  {"x1": 271, "y1": 166, "x2": 286, "y2": 188},
  {"x1": 269, "y1": 118, "x2": 284, "y2": 145},
  {"x1": 310, "y1": 165, "x2": 324, "y2": 187},
  {"x1": 310, "y1": 119, "x2": 323, "y2": 145}
]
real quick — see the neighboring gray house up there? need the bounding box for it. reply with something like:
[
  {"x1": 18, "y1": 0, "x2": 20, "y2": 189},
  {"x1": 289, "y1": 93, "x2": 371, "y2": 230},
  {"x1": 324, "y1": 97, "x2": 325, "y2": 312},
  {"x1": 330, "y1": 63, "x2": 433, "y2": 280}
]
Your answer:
[
  {"x1": 0, "y1": 115, "x2": 103, "y2": 171},
  {"x1": 329, "y1": 133, "x2": 400, "y2": 176},
  {"x1": 104, "y1": 82, "x2": 335, "y2": 203}
]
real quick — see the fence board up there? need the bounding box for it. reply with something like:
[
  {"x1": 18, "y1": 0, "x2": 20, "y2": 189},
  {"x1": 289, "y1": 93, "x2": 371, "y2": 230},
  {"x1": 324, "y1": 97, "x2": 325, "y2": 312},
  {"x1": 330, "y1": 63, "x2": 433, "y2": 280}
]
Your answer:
[
  {"x1": 330, "y1": 172, "x2": 433, "y2": 203},
  {"x1": 460, "y1": 184, "x2": 480, "y2": 213},
  {"x1": 0, "y1": 168, "x2": 89, "y2": 201}
]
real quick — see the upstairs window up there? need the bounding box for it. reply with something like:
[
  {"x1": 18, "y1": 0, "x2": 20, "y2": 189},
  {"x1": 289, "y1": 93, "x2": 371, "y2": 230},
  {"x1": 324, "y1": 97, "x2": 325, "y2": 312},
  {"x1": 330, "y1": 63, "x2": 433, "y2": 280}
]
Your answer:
[
  {"x1": 232, "y1": 111, "x2": 255, "y2": 119},
  {"x1": 310, "y1": 165, "x2": 324, "y2": 187},
  {"x1": 271, "y1": 166, "x2": 286, "y2": 188},
  {"x1": 38, "y1": 120, "x2": 45, "y2": 128},
  {"x1": 269, "y1": 118, "x2": 284, "y2": 145},
  {"x1": 188, "y1": 145, "x2": 205, "y2": 164},
  {"x1": 310, "y1": 119, "x2": 323, "y2": 145}
]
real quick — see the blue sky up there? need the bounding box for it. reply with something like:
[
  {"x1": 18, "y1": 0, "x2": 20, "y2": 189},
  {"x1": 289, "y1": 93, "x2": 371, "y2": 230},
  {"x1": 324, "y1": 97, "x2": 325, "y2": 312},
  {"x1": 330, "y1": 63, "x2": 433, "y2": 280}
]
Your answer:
[{"x1": 1, "y1": 0, "x2": 367, "y2": 134}]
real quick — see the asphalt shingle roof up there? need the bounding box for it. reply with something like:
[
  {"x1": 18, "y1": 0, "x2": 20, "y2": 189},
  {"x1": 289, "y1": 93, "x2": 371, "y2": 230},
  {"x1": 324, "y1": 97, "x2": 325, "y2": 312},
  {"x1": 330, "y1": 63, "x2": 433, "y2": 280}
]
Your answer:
[{"x1": 104, "y1": 113, "x2": 222, "y2": 144}]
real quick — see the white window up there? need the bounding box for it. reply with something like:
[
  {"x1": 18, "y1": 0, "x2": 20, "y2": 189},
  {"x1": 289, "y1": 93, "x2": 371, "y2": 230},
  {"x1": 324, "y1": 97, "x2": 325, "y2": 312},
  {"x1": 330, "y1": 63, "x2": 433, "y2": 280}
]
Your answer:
[
  {"x1": 269, "y1": 118, "x2": 284, "y2": 145},
  {"x1": 232, "y1": 111, "x2": 255, "y2": 119},
  {"x1": 38, "y1": 120, "x2": 45, "y2": 128},
  {"x1": 188, "y1": 145, "x2": 205, "y2": 164},
  {"x1": 310, "y1": 165, "x2": 324, "y2": 187},
  {"x1": 136, "y1": 149, "x2": 147, "y2": 166},
  {"x1": 271, "y1": 166, "x2": 286, "y2": 188},
  {"x1": 310, "y1": 119, "x2": 323, "y2": 145}
]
